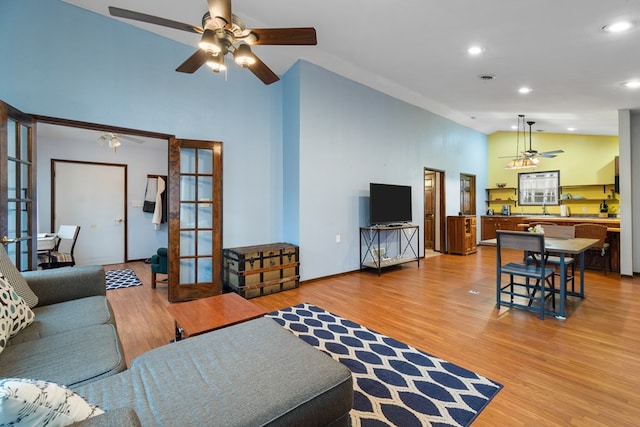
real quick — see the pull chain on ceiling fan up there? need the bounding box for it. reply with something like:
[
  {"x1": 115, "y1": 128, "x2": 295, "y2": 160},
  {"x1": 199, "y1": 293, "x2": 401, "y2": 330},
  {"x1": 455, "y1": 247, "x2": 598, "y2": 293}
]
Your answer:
[{"x1": 108, "y1": 0, "x2": 317, "y2": 85}]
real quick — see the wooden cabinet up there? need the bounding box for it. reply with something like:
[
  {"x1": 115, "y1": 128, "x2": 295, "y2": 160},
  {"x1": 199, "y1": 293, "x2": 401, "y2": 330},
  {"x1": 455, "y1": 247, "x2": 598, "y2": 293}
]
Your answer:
[
  {"x1": 480, "y1": 216, "x2": 521, "y2": 240},
  {"x1": 447, "y1": 216, "x2": 477, "y2": 255}
]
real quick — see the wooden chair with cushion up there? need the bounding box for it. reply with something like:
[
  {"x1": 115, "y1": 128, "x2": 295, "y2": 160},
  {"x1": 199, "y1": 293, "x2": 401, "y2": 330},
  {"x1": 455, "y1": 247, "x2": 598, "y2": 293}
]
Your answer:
[
  {"x1": 574, "y1": 223, "x2": 610, "y2": 275},
  {"x1": 496, "y1": 230, "x2": 556, "y2": 319},
  {"x1": 38, "y1": 225, "x2": 81, "y2": 269}
]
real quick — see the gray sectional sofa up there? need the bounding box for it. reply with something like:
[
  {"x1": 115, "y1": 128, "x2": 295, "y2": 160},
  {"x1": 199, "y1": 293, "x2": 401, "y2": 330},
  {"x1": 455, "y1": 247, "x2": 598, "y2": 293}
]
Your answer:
[
  {"x1": 78, "y1": 317, "x2": 353, "y2": 426},
  {"x1": 1, "y1": 265, "x2": 126, "y2": 388},
  {"x1": 1, "y1": 254, "x2": 353, "y2": 426}
]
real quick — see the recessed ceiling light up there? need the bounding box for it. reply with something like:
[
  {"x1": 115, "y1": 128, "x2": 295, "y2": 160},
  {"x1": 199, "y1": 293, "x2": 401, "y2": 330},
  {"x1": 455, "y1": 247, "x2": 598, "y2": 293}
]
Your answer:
[
  {"x1": 567, "y1": 127, "x2": 577, "y2": 132},
  {"x1": 621, "y1": 80, "x2": 640, "y2": 89},
  {"x1": 518, "y1": 87, "x2": 532, "y2": 94},
  {"x1": 511, "y1": 125, "x2": 518, "y2": 130},
  {"x1": 468, "y1": 46, "x2": 484, "y2": 55},
  {"x1": 603, "y1": 21, "x2": 633, "y2": 33}
]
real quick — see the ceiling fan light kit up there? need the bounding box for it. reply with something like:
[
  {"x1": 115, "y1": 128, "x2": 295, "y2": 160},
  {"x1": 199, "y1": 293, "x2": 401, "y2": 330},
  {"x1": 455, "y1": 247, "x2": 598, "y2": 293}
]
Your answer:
[
  {"x1": 206, "y1": 54, "x2": 227, "y2": 72},
  {"x1": 98, "y1": 132, "x2": 121, "y2": 152},
  {"x1": 109, "y1": 0, "x2": 317, "y2": 85},
  {"x1": 234, "y1": 44, "x2": 256, "y2": 67},
  {"x1": 198, "y1": 29, "x2": 224, "y2": 54}
]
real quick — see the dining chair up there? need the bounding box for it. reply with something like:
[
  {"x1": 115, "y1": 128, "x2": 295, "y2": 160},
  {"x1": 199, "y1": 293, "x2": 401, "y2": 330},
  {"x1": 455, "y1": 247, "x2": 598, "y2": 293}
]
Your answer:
[
  {"x1": 496, "y1": 230, "x2": 556, "y2": 319},
  {"x1": 39, "y1": 225, "x2": 81, "y2": 269},
  {"x1": 574, "y1": 223, "x2": 610, "y2": 274},
  {"x1": 526, "y1": 225, "x2": 576, "y2": 293}
]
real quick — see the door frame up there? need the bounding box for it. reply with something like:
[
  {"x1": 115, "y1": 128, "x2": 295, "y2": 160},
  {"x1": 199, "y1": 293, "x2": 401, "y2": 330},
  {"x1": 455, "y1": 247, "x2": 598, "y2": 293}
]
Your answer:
[
  {"x1": 51, "y1": 159, "x2": 127, "y2": 264},
  {"x1": 33, "y1": 115, "x2": 173, "y2": 263},
  {"x1": 424, "y1": 167, "x2": 446, "y2": 253}
]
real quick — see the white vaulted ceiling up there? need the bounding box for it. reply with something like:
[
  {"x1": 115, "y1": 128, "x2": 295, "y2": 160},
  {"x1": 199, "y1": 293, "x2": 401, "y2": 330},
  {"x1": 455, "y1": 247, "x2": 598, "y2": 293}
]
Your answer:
[{"x1": 62, "y1": 0, "x2": 640, "y2": 136}]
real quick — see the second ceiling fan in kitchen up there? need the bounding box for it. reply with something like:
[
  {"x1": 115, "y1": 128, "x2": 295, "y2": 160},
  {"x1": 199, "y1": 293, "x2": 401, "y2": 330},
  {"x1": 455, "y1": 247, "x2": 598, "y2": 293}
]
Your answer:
[{"x1": 502, "y1": 115, "x2": 564, "y2": 169}]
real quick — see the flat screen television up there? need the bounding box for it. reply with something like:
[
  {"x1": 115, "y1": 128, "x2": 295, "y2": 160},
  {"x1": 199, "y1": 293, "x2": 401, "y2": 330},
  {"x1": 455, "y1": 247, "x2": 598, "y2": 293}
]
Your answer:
[{"x1": 369, "y1": 183, "x2": 412, "y2": 225}]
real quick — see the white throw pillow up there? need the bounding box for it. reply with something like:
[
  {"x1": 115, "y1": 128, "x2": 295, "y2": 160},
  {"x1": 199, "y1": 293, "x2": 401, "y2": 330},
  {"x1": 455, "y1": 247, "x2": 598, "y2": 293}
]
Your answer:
[
  {"x1": 0, "y1": 378, "x2": 104, "y2": 426},
  {"x1": 0, "y1": 274, "x2": 35, "y2": 353}
]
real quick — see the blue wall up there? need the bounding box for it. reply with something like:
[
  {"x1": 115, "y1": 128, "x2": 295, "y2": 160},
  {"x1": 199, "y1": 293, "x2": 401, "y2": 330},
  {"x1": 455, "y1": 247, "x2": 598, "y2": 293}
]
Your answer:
[
  {"x1": 1, "y1": 0, "x2": 489, "y2": 280},
  {"x1": 0, "y1": 0, "x2": 284, "y2": 249},
  {"x1": 294, "y1": 62, "x2": 488, "y2": 278}
]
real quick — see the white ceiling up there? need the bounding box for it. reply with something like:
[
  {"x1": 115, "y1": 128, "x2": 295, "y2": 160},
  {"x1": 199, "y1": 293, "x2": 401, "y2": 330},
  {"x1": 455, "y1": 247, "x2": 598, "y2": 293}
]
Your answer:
[
  {"x1": 38, "y1": 123, "x2": 168, "y2": 149},
  {"x1": 61, "y1": 0, "x2": 640, "y2": 136}
]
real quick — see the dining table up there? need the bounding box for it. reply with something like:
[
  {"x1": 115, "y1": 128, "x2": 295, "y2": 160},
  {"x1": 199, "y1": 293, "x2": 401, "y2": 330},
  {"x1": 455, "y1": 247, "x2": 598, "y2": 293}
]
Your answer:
[{"x1": 480, "y1": 236, "x2": 599, "y2": 319}]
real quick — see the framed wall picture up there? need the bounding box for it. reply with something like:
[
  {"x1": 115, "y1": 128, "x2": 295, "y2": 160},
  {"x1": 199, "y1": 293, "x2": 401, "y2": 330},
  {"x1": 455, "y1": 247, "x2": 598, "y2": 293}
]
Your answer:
[{"x1": 518, "y1": 170, "x2": 560, "y2": 206}]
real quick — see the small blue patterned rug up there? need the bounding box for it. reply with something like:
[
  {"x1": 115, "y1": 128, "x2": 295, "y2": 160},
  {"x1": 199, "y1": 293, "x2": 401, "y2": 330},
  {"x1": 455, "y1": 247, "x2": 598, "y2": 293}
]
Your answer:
[
  {"x1": 105, "y1": 269, "x2": 142, "y2": 291},
  {"x1": 267, "y1": 303, "x2": 502, "y2": 427}
]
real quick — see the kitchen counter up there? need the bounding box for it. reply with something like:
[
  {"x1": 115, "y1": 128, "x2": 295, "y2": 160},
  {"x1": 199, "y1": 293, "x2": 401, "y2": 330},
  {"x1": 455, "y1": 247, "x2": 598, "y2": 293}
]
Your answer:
[{"x1": 480, "y1": 215, "x2": 620, "y2": 272}]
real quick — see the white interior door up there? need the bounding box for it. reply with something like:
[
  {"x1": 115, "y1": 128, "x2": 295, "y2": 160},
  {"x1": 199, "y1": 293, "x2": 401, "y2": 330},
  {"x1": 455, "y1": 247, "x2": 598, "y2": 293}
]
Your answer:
[{"x1": 53, "y1": 160, "x2": 126, "y2": 265}]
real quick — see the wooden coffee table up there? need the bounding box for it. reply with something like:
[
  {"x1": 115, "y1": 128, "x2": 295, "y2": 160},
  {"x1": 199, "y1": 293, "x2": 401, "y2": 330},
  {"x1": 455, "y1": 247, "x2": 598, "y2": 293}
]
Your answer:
[{"x1": 167, "y1": 293, "x2": 266, "y2": 341}]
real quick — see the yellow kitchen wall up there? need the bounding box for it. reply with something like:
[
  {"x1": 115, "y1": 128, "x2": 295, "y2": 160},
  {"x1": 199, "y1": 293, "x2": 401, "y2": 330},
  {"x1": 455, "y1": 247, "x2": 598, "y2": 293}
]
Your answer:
[{"x1": 488, "y1": 131, "x2": 619, "y2": 215}]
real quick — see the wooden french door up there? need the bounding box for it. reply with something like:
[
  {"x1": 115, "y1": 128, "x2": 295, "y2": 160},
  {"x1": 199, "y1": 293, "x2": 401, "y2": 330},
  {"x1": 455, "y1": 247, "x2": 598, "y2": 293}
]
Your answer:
[
  {"x1": 424, "y1": 168, "x2": 446, "y2": 253},
  {"x1": 424, "y1": 171, "x2": 436, "y2": 250},
  {"x1": 167, "y1": 138, "x2": 222, "y2": 302},
  {"x1": 0, "y1": 101, "x2": 37, "y2": 270}
]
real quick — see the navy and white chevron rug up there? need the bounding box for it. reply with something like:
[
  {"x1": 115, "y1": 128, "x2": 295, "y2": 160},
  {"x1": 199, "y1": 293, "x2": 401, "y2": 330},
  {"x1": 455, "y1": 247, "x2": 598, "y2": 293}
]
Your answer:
[
  {"x1": 105, "y1": 269, "x2": 142, "y2": 291},
  {"x1": 267, "y1": 303, "x2": 502, "y2": 427}
]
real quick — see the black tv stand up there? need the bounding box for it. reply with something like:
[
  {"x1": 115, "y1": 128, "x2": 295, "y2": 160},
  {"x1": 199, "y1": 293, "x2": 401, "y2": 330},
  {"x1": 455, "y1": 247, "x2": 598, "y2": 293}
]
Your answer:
[{"x1": 359, "y1": 224, "x2": 420, "y2": 275}]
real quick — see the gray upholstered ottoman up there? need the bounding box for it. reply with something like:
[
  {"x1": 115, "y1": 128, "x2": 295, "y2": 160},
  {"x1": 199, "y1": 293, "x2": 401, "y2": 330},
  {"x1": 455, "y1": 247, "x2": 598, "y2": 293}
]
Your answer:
[{"x1": 77, "y1": 317, "x2": 353, "y2": 426}]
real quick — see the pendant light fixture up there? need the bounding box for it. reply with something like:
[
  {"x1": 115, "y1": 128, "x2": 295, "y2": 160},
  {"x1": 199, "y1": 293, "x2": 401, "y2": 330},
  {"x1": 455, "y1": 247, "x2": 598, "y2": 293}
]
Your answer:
[{"x1": 504, "y1": 115, "x2": 538, "y2": 170}]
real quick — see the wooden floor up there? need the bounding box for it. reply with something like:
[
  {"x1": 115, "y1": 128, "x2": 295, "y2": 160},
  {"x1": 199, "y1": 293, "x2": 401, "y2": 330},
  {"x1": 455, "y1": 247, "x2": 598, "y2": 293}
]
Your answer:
[{"x1": 105, "y1": 247, "x2": 640, "y2": 426}]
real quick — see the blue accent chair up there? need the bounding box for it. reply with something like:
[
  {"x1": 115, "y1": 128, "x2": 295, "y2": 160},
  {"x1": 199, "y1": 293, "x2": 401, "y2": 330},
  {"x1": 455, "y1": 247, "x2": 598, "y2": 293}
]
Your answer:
[{"x1": 150, "y1": 247, "x2": 168, "y2": 289}]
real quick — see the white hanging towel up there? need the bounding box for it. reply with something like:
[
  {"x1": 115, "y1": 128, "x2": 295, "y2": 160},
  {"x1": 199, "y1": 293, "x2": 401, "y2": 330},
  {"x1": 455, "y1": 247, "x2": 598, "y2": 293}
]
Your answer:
[{"x1": 152, "y1": 177, "x2": 166, "y2": 230}]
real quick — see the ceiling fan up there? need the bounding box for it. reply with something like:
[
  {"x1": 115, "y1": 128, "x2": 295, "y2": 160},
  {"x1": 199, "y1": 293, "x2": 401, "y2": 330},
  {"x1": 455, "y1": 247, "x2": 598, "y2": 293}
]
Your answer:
[
  {"x1": 98, "y1": 132, "x2": 146, "y2": 152},
  {"x1": 500, "y1": 115, "x2": 564, "y2": 168},
  {"x1": 521, "y1": 121, "x2": 564, "y2": 160},
  {"x1": 108, "y1": 0, "x2": 317, "y2": 85}
]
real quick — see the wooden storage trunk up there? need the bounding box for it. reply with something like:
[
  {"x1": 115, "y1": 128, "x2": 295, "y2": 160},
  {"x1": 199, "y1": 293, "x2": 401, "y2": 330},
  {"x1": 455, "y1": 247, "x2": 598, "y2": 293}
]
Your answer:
[{"x1": 223, "y1": 243, "x2": 300, "y2": 299}]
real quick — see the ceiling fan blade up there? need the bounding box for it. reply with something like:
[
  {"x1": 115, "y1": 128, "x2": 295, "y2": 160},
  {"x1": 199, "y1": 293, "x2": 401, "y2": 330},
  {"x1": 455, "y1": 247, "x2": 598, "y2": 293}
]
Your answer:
[
  {"x1": 538, "y1": 149, "x2": 565, "y2": 157},
  {"x1": 120, "y1": 135, "x2": 146, "y2": 144},
  {"x1": 108, "y1": 7, "x2": 203, "y2": 34},
  {"x1": 248, "y1": 55, "x2": 280, "y2": 85},
  {"x1": 176, "y1": 50, "x2": 209, "y2": 73},
  {"x1": 208, "y1": 0, "x2": 232, "y2": 28},
  {"x1": 249, "y1": 28, "x2": 317, "y2": 45}
]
